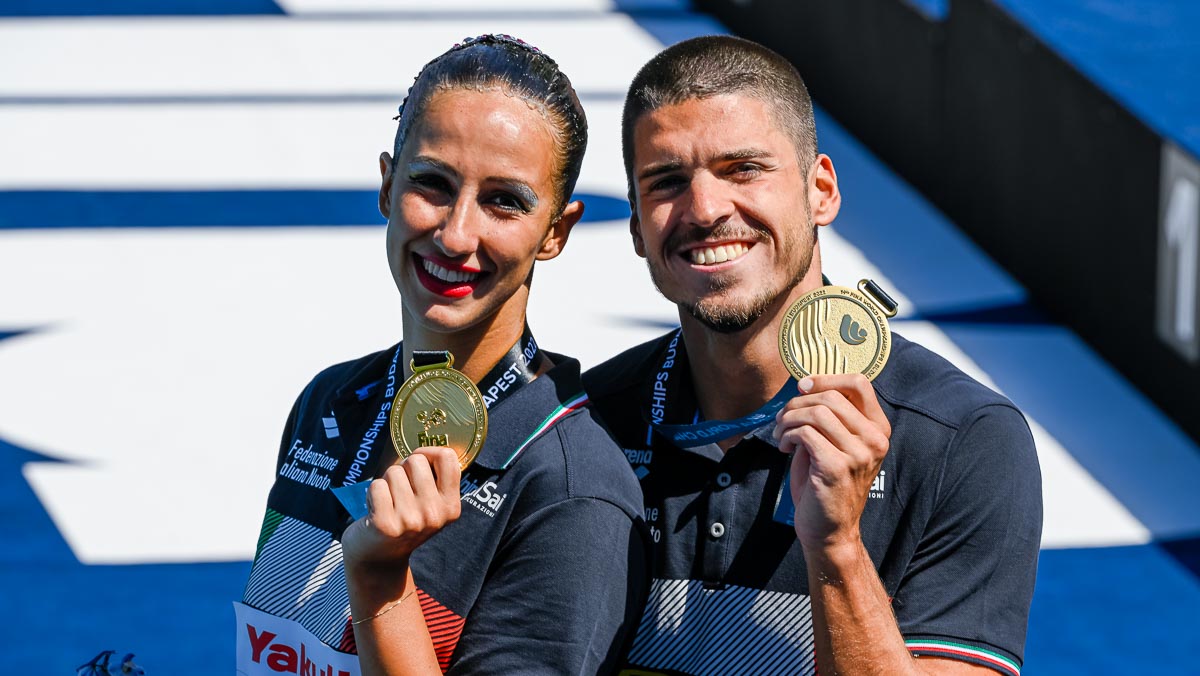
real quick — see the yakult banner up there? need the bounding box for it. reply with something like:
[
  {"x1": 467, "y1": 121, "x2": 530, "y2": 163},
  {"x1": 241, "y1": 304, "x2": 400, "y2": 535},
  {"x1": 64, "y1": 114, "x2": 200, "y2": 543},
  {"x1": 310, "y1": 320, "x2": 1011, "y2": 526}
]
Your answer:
[{"x1": 234, "y1": 603, "x2": 359, "y2": 676}]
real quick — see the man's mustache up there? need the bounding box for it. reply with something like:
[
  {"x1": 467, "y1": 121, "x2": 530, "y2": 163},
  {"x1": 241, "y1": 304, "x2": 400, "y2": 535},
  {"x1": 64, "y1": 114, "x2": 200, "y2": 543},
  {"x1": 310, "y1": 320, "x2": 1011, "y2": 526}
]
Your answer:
[{"x1": 664, "y1": 222, "x2": 771, "y2": 251}]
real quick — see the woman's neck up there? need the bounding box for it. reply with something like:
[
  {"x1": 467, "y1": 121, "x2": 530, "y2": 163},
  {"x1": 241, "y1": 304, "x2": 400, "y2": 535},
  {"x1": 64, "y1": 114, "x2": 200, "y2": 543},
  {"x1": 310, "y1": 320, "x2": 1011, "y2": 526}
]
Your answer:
[{"x1": 400, "y1": 307, "x2": 527, "y2": 384}]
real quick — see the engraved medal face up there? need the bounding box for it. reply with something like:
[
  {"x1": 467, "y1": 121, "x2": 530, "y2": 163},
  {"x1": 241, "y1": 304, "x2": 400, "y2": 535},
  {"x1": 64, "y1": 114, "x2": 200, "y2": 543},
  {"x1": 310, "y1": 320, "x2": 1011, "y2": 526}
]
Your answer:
[
  {"x1": 779, "y1": 282, "x2": 893, "y2": 382},
  {"x1": 389, "y1": 360, "x2": 488, "y2": 471}
]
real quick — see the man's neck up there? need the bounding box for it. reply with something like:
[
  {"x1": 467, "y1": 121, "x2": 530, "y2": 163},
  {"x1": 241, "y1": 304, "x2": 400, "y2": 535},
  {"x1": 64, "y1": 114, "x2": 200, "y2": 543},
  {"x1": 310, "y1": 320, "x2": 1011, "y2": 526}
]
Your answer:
[
  {"x1": 680, "y1": 311, "x2": 790, "y2": 424},
  {"x1": 681, "y1": 267, "x2": 826, "y2": 426}
]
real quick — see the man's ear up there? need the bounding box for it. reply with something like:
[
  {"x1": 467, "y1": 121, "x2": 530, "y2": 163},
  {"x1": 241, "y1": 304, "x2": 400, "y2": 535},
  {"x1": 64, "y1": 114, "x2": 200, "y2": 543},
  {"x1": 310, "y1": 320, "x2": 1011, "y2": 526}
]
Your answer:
[
  {"x1": 537, "y1": 199, "x2": 585, "y2": 261},
  {"x1": 378, "y1": 151, "x2": 394, "y2": 219},
  {"x1": 808, "y1": 154, "x2": 841, "y2": 227},
  {"x1": 629, "y1": 204, "x2": 647, "y2": 258}
]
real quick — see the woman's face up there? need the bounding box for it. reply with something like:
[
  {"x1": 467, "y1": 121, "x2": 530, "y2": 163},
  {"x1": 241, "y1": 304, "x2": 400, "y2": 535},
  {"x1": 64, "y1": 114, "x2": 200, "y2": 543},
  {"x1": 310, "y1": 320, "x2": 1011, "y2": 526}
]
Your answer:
[{"x1": 381, "y1": 87, "x2": 581, "y2": 335}]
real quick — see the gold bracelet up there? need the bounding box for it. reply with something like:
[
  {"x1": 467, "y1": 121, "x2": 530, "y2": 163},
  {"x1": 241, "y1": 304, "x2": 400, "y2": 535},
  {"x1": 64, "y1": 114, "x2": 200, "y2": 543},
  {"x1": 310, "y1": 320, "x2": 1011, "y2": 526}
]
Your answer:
[{"x1": 351, "y1": 589, "x2": 418, "y2": 626}]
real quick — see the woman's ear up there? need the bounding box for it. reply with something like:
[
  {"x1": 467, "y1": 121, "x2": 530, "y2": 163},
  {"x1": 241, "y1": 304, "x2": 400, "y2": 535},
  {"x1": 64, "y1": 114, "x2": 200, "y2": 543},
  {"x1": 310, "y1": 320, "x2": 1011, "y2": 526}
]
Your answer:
[
  {"x1": 379, "y1": 152, "x2": 395, "y2": 219},
  {"x1": 537, "y1": 199, "x2": 585, "y2": 261}
]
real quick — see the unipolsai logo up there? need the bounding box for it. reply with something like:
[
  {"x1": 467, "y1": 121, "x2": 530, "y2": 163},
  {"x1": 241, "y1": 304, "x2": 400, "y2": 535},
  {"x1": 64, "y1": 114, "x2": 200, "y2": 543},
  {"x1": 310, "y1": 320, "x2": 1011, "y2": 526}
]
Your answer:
[
  {"x1": 839, "y1": 314, "x2": 868, "y2": 345},
  {"x1": 869, "y1": 470, "x2": 886, "y2": 499},
  {"x1": 463, "y1": 480, "x2": 507, "y2": 518}
]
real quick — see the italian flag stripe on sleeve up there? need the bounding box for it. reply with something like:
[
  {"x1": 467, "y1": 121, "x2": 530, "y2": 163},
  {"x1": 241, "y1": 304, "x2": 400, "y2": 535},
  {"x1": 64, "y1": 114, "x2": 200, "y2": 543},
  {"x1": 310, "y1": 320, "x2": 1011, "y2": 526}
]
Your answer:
[
  {"x1": 500, "y1": 392, "x2": 589, "y2": 469},
  {"x1": 906, "y1": 639, "x2": 1020, "y2": 676}
]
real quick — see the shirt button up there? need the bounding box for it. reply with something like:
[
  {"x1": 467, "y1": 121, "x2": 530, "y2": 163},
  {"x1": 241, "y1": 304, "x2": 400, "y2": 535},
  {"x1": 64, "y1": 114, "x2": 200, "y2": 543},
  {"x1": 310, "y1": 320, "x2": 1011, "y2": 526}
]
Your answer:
[
  {"x1": 716, "y1": 472, "x2": 732, "y2": 488},
  {"x1": 709, "y1": 522, "x2": 726, "y2": 539}
]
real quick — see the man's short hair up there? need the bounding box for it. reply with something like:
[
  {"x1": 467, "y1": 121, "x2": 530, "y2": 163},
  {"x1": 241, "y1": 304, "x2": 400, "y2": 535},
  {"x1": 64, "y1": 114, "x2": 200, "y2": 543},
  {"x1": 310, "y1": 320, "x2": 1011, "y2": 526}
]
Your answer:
[{"x1": 621, "y1": 35, "x2": 818, "y2": 197}]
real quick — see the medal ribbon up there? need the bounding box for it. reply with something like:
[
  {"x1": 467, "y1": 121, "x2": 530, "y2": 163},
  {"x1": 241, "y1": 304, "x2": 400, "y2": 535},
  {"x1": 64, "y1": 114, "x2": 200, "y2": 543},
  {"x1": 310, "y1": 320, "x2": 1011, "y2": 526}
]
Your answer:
[
  {"x1": 334, "y1": 326, "x2": 540, "y2": 518},
  {"x1": 340, "y1": 325, "x2": 539, "y2": 487},
  {"x1": 645, "y1": 329, "x2": 796, "y2": 449},
  {"x1": 468, "y1": 323, "x2": 540, "y2": 410}
]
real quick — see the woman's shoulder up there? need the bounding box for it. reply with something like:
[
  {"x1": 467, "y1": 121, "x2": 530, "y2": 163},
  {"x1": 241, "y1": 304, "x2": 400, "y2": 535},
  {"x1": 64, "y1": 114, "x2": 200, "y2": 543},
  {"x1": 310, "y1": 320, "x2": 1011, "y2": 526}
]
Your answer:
[
  {"x1": 494, "y1": 353, "x2": 643, "y2": 521},
  {"x1": 290, "y1": 344, "x2": 402, "y2": 409}
]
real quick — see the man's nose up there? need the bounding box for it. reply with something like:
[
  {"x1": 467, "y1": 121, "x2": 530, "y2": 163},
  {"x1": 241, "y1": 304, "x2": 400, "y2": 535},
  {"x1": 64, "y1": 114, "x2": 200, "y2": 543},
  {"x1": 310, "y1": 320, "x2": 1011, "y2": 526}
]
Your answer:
[{"x1": 682, "y1": 172, "x2": 734, "y2": 228}]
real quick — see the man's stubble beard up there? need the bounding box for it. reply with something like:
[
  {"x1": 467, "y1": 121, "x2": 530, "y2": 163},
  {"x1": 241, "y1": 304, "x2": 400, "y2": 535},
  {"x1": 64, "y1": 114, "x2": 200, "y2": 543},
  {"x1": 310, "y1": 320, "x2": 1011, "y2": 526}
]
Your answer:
[{"x1": 647, "y1": 221, "x2": 816, "y2": 335}]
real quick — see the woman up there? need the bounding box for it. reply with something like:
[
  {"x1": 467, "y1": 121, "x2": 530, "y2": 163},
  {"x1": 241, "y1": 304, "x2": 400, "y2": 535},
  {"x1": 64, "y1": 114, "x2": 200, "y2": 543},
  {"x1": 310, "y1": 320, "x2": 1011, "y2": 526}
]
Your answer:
[{"x1": 237, "y1": 35, "x2": 648, "y2": 675}]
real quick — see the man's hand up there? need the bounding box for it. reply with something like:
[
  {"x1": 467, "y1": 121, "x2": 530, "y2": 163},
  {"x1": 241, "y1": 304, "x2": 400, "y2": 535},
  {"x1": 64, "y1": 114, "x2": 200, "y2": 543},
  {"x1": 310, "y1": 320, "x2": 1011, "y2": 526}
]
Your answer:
[
  {"x1": 773, "y1": 374, "x2": 891, "y2": 551},
  {"x1": 340, "y1": 446, "x2": 462, "y2": 571}
]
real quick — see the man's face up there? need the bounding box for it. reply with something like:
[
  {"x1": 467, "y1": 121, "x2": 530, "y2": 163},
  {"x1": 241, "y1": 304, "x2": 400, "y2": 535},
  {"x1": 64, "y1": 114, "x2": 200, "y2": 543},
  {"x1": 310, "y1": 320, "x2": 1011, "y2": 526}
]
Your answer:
[{"x1": 629, "y1": 93, "x2": 818, "y2": 333}]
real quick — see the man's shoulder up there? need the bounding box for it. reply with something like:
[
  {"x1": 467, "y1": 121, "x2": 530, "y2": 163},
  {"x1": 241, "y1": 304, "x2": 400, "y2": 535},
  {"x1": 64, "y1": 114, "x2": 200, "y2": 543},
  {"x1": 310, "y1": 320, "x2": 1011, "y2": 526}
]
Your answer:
[
  {"x1": 876, "y1": 332, "x2": 1020, "y2": 429},
  {"x1": 583, "y1": 330, "x2": 679, "y2": 401}
]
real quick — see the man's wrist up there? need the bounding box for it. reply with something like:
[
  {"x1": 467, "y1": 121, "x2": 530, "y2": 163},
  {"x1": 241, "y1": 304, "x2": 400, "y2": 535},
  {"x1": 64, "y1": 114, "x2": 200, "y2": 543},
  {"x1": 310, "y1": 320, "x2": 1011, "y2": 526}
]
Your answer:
[{"x1": 801, "y1": 534, "x2": 869, "y2": 579}]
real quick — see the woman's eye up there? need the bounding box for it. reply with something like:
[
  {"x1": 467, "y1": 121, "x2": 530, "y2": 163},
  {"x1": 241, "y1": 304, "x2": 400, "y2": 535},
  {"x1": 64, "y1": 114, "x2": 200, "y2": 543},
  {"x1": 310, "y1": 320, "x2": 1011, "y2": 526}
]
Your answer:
[
  {"x1": 409, "y1": 173, "x2": 452, "y2": 193},
  {"x1": 486, "y1": 192, "x2": 529, "y2": 213}
]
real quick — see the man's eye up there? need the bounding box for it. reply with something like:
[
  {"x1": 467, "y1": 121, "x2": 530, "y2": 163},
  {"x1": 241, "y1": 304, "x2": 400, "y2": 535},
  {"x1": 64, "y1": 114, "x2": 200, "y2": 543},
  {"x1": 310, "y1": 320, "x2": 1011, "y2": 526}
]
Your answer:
[
  {"x1": 731, "y1": 163, "x2": 763, "y2": 177},
  {"x1": 648, "y1": 176, "x2": 685, "y2": 193}
]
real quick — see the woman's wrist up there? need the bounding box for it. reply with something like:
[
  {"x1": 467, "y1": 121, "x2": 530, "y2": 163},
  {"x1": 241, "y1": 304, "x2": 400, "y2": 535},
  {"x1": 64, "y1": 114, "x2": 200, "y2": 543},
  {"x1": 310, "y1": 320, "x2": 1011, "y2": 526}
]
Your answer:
[{"x1": 345, "y1": 556, "x2": 413, "y2": 602}]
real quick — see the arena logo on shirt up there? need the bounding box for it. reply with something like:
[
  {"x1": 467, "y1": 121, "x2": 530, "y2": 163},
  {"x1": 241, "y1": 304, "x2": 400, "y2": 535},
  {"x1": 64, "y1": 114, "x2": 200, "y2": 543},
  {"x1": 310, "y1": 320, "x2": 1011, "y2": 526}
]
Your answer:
[
  {"x1": 623, "y1": 448, "x2": 653, "y2": 480},
  {"x1": 234, "y1": 602, "x2": 359, "y2": 676},
  {"x1": 277, "y1": 438, "x2": 341, "y2": 492}
]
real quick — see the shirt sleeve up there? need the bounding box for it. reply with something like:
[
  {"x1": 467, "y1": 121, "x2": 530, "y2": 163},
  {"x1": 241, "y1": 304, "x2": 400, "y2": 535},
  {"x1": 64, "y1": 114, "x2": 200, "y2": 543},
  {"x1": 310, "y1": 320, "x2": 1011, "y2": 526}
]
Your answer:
[
  {"x1": 893, "y1": 403, "x2": 1042, "y2": 676},
  {"x1": 446, "y1": 497, "x2": 650, "y2": 676}
]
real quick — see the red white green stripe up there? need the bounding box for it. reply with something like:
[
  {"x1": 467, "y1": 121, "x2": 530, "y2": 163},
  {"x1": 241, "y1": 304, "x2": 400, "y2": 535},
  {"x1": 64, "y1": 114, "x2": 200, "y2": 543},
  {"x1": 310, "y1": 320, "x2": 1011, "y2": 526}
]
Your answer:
[
  {"x1": 906, "y1": 639, "x2": 1020, "y2": 676},
  {"x1": 500, "y1": 392, "x2": 590, "y2": 469}
]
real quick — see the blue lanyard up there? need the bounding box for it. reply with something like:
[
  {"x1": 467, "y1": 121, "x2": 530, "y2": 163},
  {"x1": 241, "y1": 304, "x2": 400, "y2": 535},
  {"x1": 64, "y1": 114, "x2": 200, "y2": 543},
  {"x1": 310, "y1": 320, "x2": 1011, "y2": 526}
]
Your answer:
[
  {"x1": 333, "y1": 327, "x2": 539, "y2": 519},
  {"x1": 645, "y1": 329, "x2": 795, "y2": 448},
  {"x1": 339, "y1": 326, "x2": 538, "y2": 489}
]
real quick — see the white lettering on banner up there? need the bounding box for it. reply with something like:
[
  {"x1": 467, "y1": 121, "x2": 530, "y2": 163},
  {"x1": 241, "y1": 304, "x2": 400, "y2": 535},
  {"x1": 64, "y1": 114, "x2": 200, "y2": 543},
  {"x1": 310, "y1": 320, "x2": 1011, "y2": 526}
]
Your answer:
[{"x1": 234, "y1": 602, "x2": 359, "y2": 676}]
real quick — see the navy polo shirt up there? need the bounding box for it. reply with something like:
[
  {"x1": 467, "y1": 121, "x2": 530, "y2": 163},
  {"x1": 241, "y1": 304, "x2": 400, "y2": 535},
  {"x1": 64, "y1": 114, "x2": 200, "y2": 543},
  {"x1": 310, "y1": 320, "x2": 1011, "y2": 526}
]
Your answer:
[
  {"x1": 584, "y1": 330, "x2": 1041, "y2": 676},
  {"x1": 239, "y1": 344, "x2": 650, "y2": 675}
]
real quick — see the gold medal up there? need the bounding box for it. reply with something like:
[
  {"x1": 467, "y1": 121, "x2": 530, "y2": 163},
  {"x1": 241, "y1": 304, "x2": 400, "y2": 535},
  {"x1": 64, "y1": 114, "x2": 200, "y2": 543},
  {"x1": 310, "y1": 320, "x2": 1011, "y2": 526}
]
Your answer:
[
  {"x1": 779, "y1": 279, "x2": 898, "y2": 382},
  {"x1": 389, "y1": 352, "x2": 488, "y2": 471}
]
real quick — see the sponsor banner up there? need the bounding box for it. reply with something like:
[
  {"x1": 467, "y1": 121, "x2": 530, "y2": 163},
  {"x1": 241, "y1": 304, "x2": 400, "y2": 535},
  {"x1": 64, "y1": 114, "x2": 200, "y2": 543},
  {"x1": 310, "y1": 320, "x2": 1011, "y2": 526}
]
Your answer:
[{"x1": 234, "y1": 602, "x2": 358, "y2": 676}]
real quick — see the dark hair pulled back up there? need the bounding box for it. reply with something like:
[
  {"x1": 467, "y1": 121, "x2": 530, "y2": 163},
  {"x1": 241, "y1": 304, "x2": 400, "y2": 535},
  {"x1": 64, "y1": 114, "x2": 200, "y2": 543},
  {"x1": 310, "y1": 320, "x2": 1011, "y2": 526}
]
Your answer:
[{"x1": 393, "y1": 34, "x2": 587, "y2": 215}]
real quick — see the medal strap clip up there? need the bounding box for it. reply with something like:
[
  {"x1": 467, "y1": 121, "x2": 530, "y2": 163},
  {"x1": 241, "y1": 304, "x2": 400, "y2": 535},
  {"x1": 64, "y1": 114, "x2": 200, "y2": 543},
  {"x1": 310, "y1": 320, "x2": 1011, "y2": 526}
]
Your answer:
[
  {"x1": 411, "y1": 350, "x2": 453, "y2": 372},
  {"x1": 858, "y1": 279, "x2": 899, "y2": 318}
]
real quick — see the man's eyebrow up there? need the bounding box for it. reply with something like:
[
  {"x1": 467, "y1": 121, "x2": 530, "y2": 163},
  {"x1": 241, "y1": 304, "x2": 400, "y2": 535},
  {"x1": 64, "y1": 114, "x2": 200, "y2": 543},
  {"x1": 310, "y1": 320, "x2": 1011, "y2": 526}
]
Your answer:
[
  {"x1": 637, "y1": 160, "x2": 682, "y2": 182},
  {"x1": 637, "y1": 148, "x2": 774, "y2": 182},
  {"x1": 719, "y1": 148, "x2": 772, "y2": 162}
]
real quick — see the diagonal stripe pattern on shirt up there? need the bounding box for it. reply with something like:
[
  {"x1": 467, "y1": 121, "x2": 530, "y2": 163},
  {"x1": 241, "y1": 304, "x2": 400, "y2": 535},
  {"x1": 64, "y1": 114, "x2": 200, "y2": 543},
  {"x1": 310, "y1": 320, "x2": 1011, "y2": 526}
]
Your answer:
[
  {"x1": 242, "y1": 515, "x2": 351, "y2": 645},
  {"x1": 627, "y1": 578, "x2": 816, "y2": 676}
]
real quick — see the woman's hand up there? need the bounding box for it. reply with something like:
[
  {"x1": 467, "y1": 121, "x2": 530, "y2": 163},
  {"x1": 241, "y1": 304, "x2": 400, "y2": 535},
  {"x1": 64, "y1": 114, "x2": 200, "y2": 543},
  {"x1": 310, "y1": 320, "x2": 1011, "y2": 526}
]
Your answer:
[{"x1": 341, "y1": 446, "x2": 463, "y2": 571}]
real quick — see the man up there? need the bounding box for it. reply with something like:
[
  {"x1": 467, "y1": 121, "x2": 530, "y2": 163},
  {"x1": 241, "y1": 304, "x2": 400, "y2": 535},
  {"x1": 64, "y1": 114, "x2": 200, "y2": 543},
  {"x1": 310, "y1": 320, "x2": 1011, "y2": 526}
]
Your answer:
[{"x1": 584, "y1": 35, "x2": 1041, "y2": 675}]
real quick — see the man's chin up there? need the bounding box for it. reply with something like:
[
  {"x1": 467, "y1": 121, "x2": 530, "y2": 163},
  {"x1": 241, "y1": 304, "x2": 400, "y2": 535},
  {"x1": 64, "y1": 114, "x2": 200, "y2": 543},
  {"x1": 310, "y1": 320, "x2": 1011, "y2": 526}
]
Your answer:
[{"x1": 683, "y1": 301, "x2": 766, "y2": 334}]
